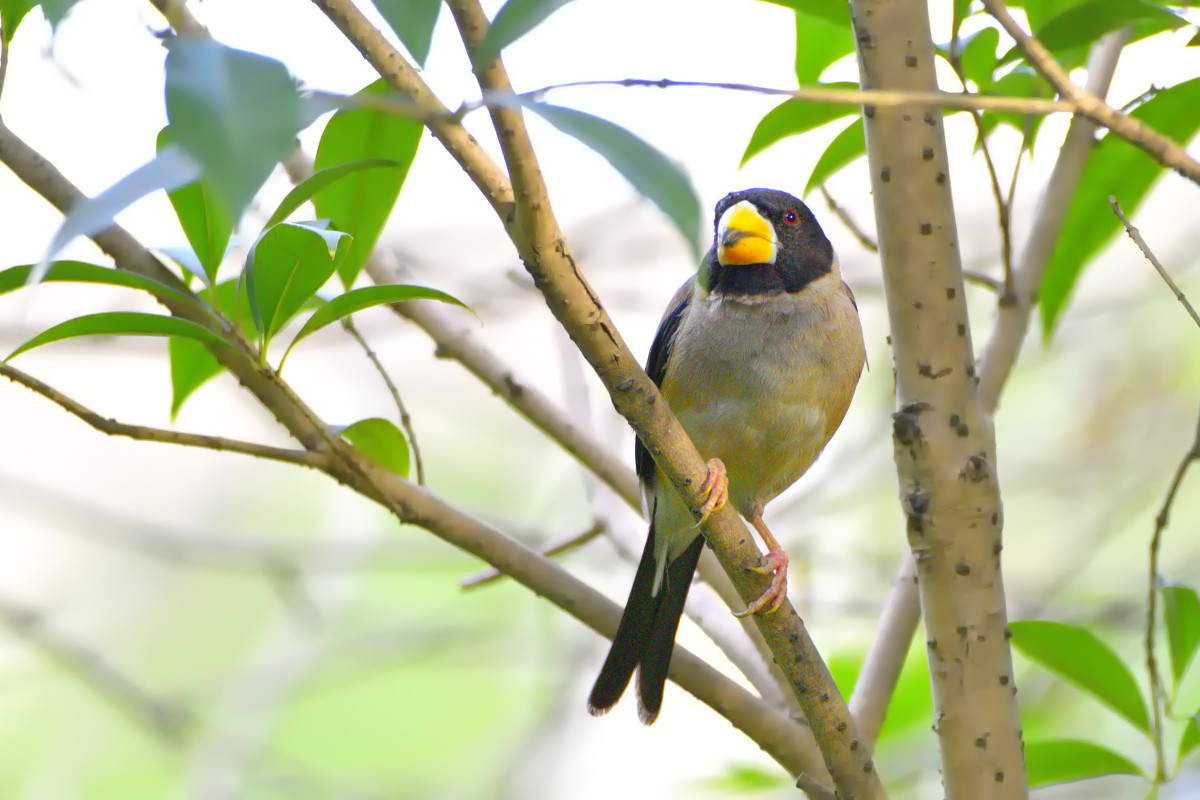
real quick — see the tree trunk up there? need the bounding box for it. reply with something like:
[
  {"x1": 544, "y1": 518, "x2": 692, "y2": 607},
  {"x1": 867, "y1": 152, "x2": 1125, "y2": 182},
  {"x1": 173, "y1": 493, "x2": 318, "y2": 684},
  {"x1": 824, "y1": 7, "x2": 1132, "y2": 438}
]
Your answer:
[{"x1": 848, "y1": 0, "x2": 1029, "y2": 796}]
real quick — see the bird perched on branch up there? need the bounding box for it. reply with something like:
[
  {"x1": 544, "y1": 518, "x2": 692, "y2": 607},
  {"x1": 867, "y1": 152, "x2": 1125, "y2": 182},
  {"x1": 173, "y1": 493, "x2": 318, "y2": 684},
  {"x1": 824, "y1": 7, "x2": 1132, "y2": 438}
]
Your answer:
[{"x1": 588, "y1": 187, "x2": 866, "y2": 724}]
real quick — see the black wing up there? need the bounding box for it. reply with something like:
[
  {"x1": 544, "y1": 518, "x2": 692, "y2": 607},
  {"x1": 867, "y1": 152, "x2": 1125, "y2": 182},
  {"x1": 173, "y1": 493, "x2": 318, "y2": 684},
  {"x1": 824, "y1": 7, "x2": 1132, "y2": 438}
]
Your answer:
[{"x1": 634, "y1": 279, "x2": 693, "y2": 490}]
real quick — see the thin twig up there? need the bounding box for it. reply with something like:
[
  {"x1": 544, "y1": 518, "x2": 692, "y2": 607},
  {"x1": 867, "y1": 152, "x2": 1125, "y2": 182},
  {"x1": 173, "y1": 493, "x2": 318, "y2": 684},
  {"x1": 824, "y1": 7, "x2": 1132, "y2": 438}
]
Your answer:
[
  {"x1": 963, "y1": 270, "x2": 1004, "y2": 292},
  {"x1": 1146, "y1": 407, "x2": 1200, "y2": 781},
  {"x1": 392, "y1": 298, "x2": 643, "y2": 507},
  {"x1": 301, "y1": 78, "x2": 1080, "y2": 131},
  {"x1": 818, "y1": 185, "x2": 878, "y2": 252},
  {"x1": 0, "y1": 365, "x2": 329, "y2": 470},
  {"x1": 1004, "y1": 122, "x2": 1030, "y2": 264},
  {"x1": 945, "y1": 48, "x2": 1014, "y2": 293},
  {"x1": 983, "y1": 0, "x2": 1200, "y2": 186},
  {"x1": 460, "y1": 520, "x2": 607, "y2": 588},
  {"x1": 340, "y1": 316, "x2": 426, "y2": 484},
  {"x1": 1120, "y1": 84, "x2": 1162, "y2": 115},
  {"x1": 1109, "y1": 197, "x2": 1200, "y2": 330},
  {"x1": 473, "y1": 77, "x2": 1077, "y2": 116}
]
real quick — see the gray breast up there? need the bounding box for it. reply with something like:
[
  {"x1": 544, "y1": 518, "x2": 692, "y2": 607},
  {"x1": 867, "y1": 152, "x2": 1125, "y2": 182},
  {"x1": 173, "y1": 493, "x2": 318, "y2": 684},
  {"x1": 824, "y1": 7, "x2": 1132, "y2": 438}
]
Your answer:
[{"x1": 661, "y1": 274, "x2": 859, "y2": 513}]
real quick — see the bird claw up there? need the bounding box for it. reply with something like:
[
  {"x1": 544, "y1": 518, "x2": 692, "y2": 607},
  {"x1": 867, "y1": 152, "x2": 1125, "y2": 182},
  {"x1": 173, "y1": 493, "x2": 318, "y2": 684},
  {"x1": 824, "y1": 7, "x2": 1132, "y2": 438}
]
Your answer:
[
  {"x1": 734, "y1": 550, "x2": 789, "y2": 616},
  {"x1": 692, "y1": 458, "x2": 728, "y2": 528}
]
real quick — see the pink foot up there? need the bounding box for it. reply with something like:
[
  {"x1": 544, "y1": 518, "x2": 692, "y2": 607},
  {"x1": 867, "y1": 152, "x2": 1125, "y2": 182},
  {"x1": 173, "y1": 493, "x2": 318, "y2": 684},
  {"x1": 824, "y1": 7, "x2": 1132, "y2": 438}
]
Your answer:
[
  {"x1": 693, "y1": 458, "x2": 728, "y2": 527},
  {"x1": 735, "y1": 546, "x2": 789, "y2": 617}
]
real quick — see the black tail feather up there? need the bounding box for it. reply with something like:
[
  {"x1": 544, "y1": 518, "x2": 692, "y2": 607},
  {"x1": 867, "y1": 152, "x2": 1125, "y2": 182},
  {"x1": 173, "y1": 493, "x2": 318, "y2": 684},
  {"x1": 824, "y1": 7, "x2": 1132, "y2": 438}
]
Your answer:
[
  {"x1": 635, "y1": 535, "x2": 704, "y2": 724},
  {"x1": 587, "y1": 521, "x2": 662, "y2": 716}
]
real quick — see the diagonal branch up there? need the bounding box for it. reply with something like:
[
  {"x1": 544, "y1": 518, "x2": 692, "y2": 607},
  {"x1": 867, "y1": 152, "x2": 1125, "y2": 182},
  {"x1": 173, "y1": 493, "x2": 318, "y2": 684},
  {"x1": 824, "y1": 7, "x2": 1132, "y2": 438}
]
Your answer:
[
  {"x1": 0, "y1": 364, "x2": 330, "y2": 470},
  {"x1": 281, "y1": 60, "x2": 794, "y2": 709},
  {"x1": 308, "y1": 0, "x2": 880, "y2": 793},
  {"x1": 982, "y1": 0, "x2": 1200, "y2": 185},
  {"x1": 0, "y1": 120, "x2": 343, "y2": 462},
  {"x1": 441, "y1": 0, "x2": 881, "y2": 795},
  {"x1": 352, "y1": 458, "x2": 829, "y2": 778},
  {"x1": 4, "y1": 12, "x2": 833, "y2": 783}
]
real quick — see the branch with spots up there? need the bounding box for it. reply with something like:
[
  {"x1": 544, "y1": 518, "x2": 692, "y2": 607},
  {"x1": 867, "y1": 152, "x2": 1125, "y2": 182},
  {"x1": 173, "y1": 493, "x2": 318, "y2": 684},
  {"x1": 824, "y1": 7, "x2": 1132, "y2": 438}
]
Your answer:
[
  {"x1": 850, "y1": 31, "x2": 1131, "y2": 755},
  {"x1": 848, "y1": 0, "x2": 1028, "y2": 796}
]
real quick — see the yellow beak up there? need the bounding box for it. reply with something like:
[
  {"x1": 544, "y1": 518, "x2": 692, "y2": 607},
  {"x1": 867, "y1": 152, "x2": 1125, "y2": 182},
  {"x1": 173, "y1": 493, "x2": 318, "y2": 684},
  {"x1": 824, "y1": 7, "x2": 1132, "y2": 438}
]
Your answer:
[{"x1": 716, "y1": 201, "x2": 777, "y2": 266}]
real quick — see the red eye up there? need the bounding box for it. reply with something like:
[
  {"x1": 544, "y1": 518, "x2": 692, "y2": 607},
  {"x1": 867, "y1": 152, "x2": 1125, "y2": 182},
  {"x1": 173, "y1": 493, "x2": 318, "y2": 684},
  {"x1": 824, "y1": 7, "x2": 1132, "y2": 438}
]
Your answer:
[{"x1": 783, "y1": 209, "x2": 799, "y2": 225}]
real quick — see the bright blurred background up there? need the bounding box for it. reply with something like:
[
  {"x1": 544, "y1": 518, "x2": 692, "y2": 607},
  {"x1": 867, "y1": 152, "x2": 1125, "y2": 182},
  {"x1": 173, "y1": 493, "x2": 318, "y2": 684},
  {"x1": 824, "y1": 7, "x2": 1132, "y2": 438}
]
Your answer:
[{"x1": 0, "y1": 0, "x2": 1198, "y2": 797}]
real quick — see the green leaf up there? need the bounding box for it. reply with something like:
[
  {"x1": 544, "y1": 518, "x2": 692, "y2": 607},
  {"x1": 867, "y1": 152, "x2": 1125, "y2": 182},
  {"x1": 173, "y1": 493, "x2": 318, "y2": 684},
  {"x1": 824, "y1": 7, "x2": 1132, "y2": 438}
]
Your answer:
[
  {"x1": 5, "y1": 312, "x2": 230, "y2": 362},
  {"x1": 706, "y1": 763, "x2": 788, "y2": 793},
  {"x1": 958, "y1": 27, "x2": 999, "y2": 90},
  {"x1": 313, "y1": 79, "x2": 423, "y2": 287},
  {"x1": 477, "y1": 0, "x2": 575, "y2": 65},
  {"x1": 266, "y1": 158, "x2": 403, "y2": 229},
  {"x1": 1011, "y1": 620, "x2": 1151, "y2": 733},
  {"x1": 338, "y1": 417, "x2": 410, "y2": 478},
  {"x1": 40, "y1": 0, "x2": 82, "y2": 29},
  {"x1": 977, "y1": 67, "x2": 1049, "y2": 148},
  {"x1": 794, "y1": 9, "x2": 854, "y2": 84},
  {"x1": 168, "y1": 337, "x2": 223, "y2": 420},
  {"x1": 950, "y1": 0, "x2": 973, "y2": 45},
  {"x1": 1162, "y1": 583, "x2": 1200, "y2": 687},
  {"x1": 1033, "y1": 0, "x2": 1185, "y2": 55},
  {"x1": 524, "y1": 102, "x2": 701, "y2": 259},
  {"x1": 369, "y1": 0, "x2": 441, "y2": 67},
  {"x1": 741, "y1": 84, "x2": 860, "y2": 165},
  {"x1": 165, "y1": 40, "x2": 302, "y2": 220},
  {"x1": 1014, "y1": 0, "x2": 1089, "y2": 30},
  {"x1": 244, "y1": 222, "x2": 349, "y2": 346},
  {"x1": 1025, "y1": 739, "x2": 1144, "y2": 787},
  {"x1": 281, "y1": 283, "x2": 468, "y2": 367},
  {"x1": 0, "y1": 261, "x2": 199, "y2": 309},
  {"x1": 168, "y1": 279, "x2": 255, "y2": 418},
  {"x1": 1001, "y1": 0, "x2": 1186, "y2": 68},
  {"x1": 1179, "y1": 715, "x2": 1200, "y2": 764},
  {"x1": 1041, "y1": 77, "x2": 1200, "y2": 334},
  {"x1": 158, "y1": 127, "x2": 234, "y2": 284},
  {"x1": 31, "y1": 145, "x2": 201, "y2": 285},
  {"x1": 804, "y1": 116, "x2": 866, "y2": 195},
  {"x1": 1188, "y1": 28, "x2": 1200, "y2": 47},
  {"x1": 0, "y1": 0, "x2": 35, "y2": 43}
]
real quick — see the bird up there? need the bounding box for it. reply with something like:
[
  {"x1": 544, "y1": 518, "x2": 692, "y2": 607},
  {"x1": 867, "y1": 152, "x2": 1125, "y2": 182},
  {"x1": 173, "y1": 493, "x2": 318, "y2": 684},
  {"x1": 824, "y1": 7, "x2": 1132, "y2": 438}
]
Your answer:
[{"x1": 587, "y1": 187, "x2": 866, "y2": 725}]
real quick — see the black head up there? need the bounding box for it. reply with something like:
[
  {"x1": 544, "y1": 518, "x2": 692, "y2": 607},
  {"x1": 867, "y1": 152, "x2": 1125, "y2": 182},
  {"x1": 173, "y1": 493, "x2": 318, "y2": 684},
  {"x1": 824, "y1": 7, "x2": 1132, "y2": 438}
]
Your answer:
[{"x1": 699, "y1": 188, "x2": 834, "y2": 297}]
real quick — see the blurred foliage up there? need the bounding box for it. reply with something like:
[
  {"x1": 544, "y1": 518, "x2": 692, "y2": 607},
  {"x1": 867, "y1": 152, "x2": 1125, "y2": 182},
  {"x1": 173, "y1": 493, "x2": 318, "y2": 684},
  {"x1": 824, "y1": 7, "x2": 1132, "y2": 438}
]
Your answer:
[{"x1": 0, "y1": 0, "x2": 1197, "y2": 798}]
